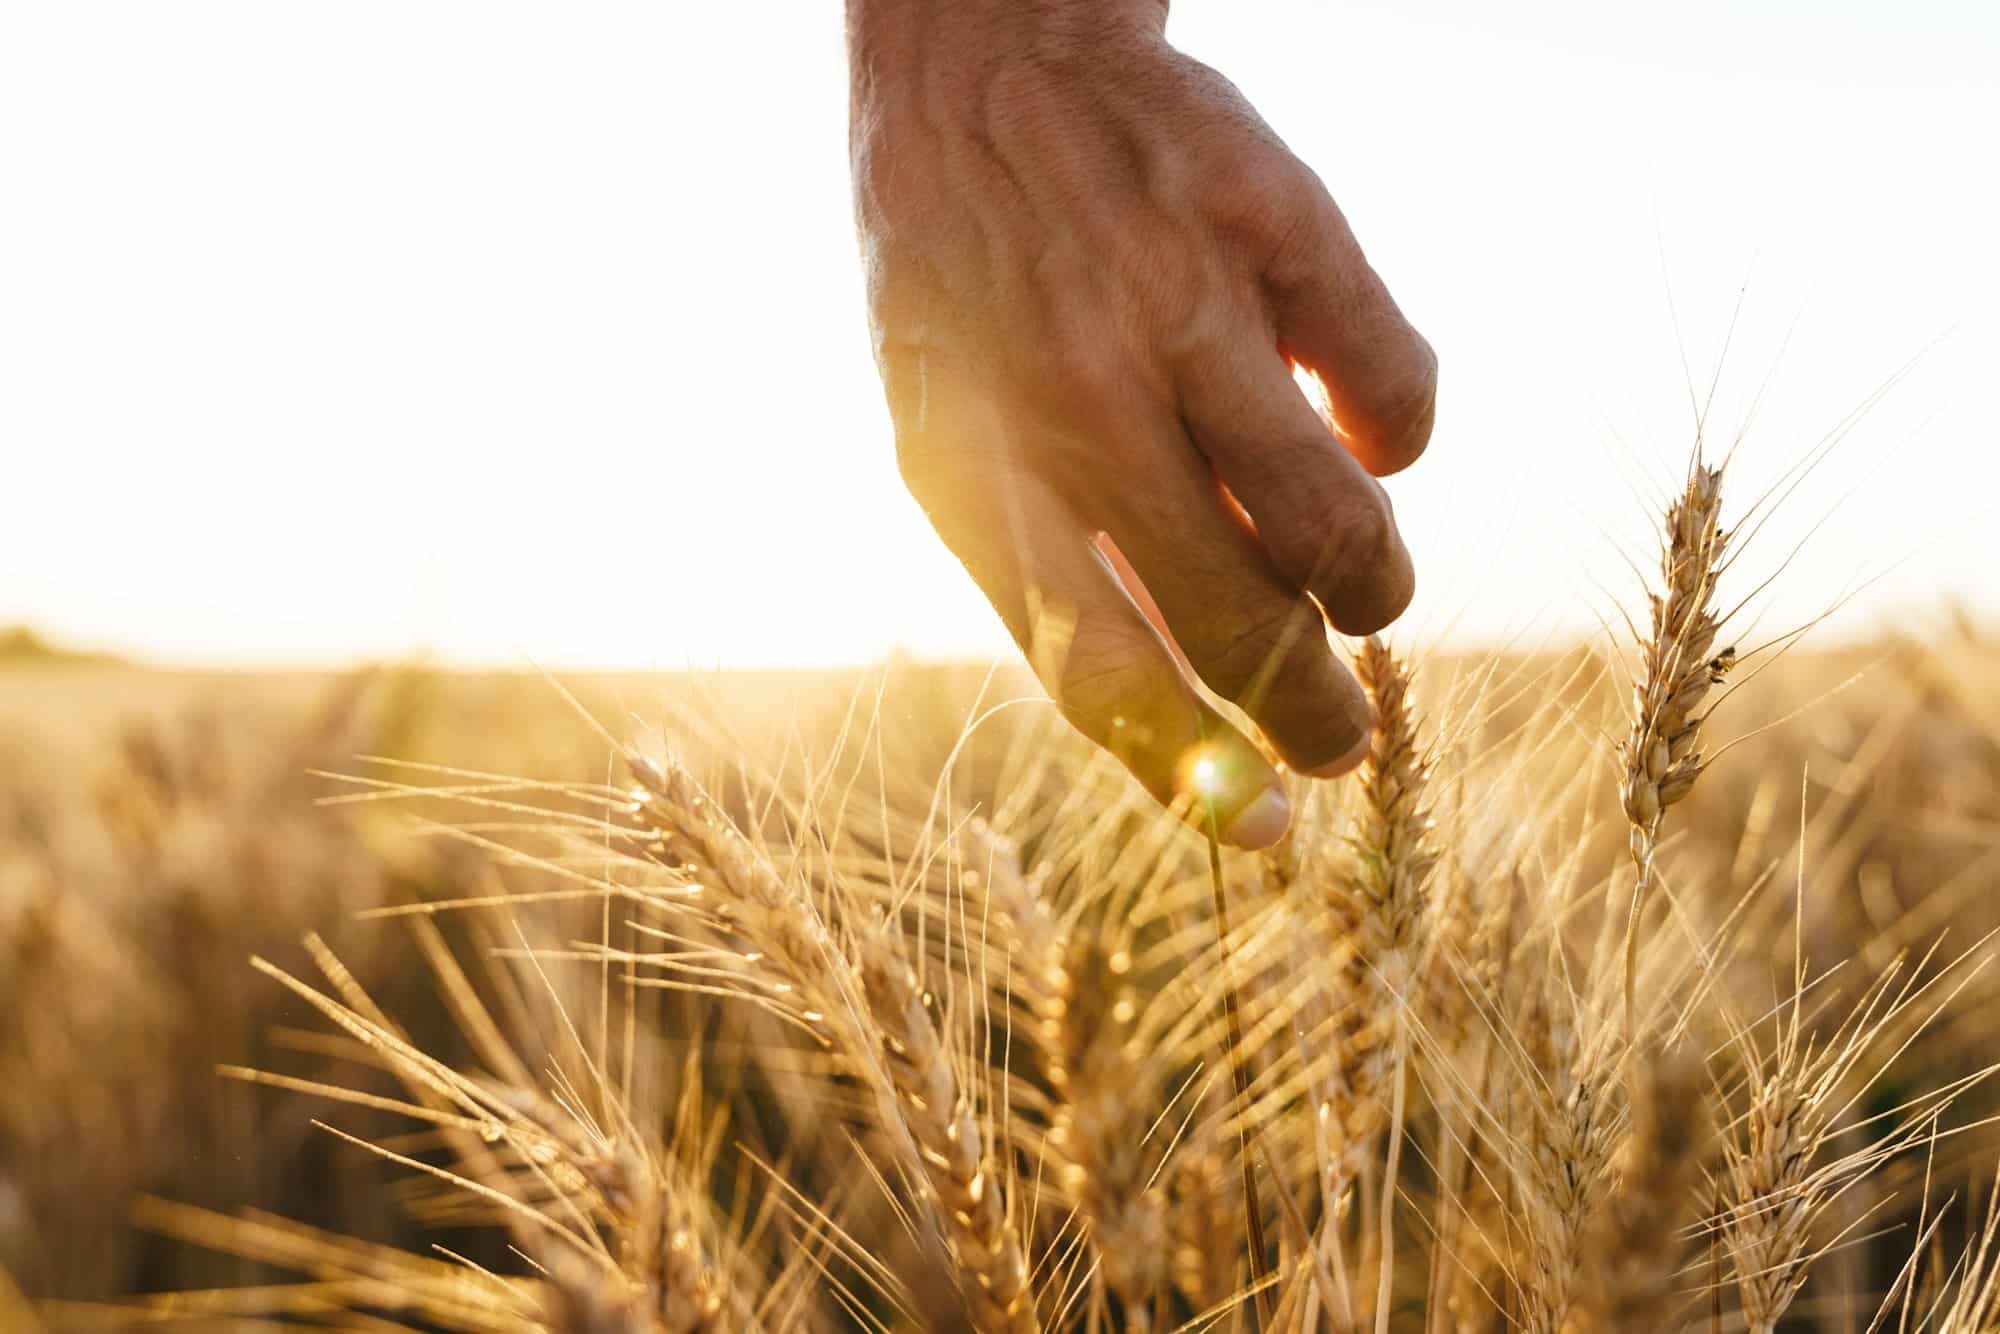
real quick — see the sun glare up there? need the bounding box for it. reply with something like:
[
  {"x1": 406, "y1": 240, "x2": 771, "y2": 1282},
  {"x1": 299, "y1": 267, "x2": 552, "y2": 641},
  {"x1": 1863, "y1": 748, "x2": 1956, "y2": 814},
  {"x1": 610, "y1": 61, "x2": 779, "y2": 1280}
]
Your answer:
[
  {"x1": 1186, "y1": 748, "x2": 1226, "y2": 798},
  {"x1": 1291, "y1": 360, "x2": 1336, "y2": 429}
]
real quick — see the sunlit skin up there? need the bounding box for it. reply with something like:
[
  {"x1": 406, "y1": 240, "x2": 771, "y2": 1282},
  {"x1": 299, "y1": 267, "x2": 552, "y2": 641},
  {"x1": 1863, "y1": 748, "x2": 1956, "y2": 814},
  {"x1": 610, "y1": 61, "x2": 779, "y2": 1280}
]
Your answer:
[{"x1": 848, "y1": 0, "x2": 1435, "y2": 849}]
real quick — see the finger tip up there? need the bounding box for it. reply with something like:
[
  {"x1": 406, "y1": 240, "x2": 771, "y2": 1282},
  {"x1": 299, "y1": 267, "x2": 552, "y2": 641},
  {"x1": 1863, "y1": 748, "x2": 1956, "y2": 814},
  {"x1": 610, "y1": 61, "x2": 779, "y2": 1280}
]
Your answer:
[
  {"x1": 1298, "y1": 728, "x2": 1372, "y2": 780},
  {"x1": 1221, "y1": 786, "x2": 1292, "y2": 850},
  {"x1": 1360, "y1": 393, "x2": 1436, "y2": 478}
]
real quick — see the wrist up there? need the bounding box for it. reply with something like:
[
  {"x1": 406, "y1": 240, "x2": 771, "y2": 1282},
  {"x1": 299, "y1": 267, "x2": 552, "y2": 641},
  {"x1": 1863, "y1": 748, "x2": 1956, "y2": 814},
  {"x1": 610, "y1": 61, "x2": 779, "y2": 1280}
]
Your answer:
[{"x1": 847, "y1": 0, "x2": 1168, "y2": 97}]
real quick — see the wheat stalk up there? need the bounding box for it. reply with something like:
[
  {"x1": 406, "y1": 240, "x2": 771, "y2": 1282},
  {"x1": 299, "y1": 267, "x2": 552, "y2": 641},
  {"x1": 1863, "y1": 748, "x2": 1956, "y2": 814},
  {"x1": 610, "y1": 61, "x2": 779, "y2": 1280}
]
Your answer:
[
  {"x1": 1426, "y1": 870, "x2": 1527, "y2": 1334},
  {"x1": 855, "y1": 938, "x2": 1036, "y2": 1332},
  {"x1": 1201, "y1": 809, "x2": 1276, "y2": 1325},
  {"x1": 1586, "y1": 1045, "x2": 1707, "y2": 1327}
]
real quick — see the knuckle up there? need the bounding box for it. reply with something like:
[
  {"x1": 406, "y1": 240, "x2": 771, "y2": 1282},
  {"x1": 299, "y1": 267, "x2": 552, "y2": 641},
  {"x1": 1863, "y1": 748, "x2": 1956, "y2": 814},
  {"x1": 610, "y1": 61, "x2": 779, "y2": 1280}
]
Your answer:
[
  {"x1": 1313, "y1": 489, "x2": 1390, "y2": 572},
  {"x1": 1056, "y1": 660, "x2": 1140, "y2": 735},
  {"x1": 1205, "y1": 603, "x2": 1367, "y2": 773},
  {"x1": 1312, "y1": 489, "x2": 1414, "y2": 630},
  {"x1": 1334, "y1": 488, "x2": 1399, "y2": 568},
  {"x1": 1205, "y1": 153, "x2": 1321, "y2": 263},
  {"x1": 1058, "y1": 622, "x2": 1152, "y2": 712}
]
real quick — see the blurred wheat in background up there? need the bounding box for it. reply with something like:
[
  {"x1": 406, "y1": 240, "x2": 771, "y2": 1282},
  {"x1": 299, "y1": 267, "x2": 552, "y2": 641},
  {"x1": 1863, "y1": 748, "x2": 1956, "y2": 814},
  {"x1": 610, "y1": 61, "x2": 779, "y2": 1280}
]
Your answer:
[{"x1": 4, "y1": 452, "x2": 2000, "y2": 1332}]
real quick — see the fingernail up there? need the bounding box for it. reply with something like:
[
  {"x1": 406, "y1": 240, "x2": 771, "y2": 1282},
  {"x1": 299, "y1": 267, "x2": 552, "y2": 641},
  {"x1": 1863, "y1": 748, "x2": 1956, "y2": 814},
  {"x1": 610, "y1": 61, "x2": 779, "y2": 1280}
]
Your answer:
[{"x1": 1223, "y1": 787, "x2": 1292, "y2": 850}]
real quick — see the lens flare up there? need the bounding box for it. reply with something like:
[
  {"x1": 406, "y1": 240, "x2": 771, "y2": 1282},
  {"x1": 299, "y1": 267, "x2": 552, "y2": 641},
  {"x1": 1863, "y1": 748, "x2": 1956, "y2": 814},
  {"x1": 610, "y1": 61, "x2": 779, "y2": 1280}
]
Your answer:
[{"x1": 1182, "y1": 744, "x2": 1230, "y2": 799}]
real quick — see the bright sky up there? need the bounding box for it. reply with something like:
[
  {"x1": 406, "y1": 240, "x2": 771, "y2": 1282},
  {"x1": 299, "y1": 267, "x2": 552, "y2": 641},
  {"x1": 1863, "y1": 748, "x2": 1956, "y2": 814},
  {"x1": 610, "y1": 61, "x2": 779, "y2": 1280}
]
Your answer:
[{"x1": 2, "y1": 2, "x2": 1995, "y2": 669}]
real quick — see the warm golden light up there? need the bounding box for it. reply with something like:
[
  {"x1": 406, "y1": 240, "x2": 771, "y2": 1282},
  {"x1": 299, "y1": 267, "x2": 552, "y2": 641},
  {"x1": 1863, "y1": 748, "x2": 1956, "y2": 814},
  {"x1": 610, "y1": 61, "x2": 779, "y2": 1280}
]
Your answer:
[
  {"x1": 1291, "y1": 360, "x2": 1336, "y2": 429},
  {"x1": 1184, "y1": 746, "x2": 1227, "y2": 798}
]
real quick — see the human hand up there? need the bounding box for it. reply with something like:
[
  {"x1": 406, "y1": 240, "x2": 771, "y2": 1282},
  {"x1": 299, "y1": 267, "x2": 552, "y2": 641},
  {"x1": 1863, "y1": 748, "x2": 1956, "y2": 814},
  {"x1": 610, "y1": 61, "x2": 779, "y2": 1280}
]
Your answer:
[{"x1": 849, "y1": 0, "x2": 1436, "y2": 847}]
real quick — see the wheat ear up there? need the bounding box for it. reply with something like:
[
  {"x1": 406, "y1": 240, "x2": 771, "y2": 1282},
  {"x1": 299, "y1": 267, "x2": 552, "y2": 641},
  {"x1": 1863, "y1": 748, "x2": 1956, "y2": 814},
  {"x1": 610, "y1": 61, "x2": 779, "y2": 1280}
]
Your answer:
[
  {"x1": 512, "y1": 1089, "x2": 741, "y2": 1334},
  {"x1": 1049, "y1": 937, "x2": 1169, "y2": 1324},
  {"x1": 1166, "y1": 1122, "x2": 1244, "y2": 1316},
  {"x1": 1502, "y1": 932, "x2": 1625, "y2": 1334},
  {"x1": 968, "y1": 822, "x2": 1168, "y2": 1323},
  {"x1": 1718, "y1": 951, "x2": 1958, "y2": 1334},
  {"x1": 626, "y1": 750, "x2": 1037, "y2": 1332},
  {"x1": 1285, "y1": 639, "x2": 1440, "y2": 1196},
  {"x1": 1349, "y1": 636, "x2": 1438, "y2": 1334},
  {"x1": 856, "y1": 938, "x2": 1037, "y2": 1332},
  {"x1": 1620, "y1": 460, "x2": 1728, "y2": 1039}
]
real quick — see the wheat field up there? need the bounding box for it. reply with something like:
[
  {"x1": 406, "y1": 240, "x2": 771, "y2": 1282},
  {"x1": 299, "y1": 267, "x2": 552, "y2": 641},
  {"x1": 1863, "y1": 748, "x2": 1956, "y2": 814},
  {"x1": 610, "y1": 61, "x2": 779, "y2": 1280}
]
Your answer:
[{"x1": 4, "y1": 461, "x2": 2000, "y2": 1332}]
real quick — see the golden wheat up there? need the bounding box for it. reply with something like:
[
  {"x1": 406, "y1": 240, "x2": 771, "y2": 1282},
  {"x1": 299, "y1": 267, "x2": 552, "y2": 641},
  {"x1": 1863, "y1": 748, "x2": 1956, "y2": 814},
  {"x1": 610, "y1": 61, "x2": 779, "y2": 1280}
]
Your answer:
[{"x1": 8, "y1": 458, "x2": 2000, "y2": 1332}]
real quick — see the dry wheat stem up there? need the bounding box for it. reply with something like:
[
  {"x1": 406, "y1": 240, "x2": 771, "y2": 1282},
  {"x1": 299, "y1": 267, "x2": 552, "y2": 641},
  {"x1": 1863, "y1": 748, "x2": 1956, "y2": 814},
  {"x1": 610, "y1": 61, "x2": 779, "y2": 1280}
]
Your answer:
[
  {"x1": 1204, "y1": 806, "x2": 1276, "y2": 1330},
  {"x1": 1586, "y1": 1045, "x2": 1707, "y2": 1328}
]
